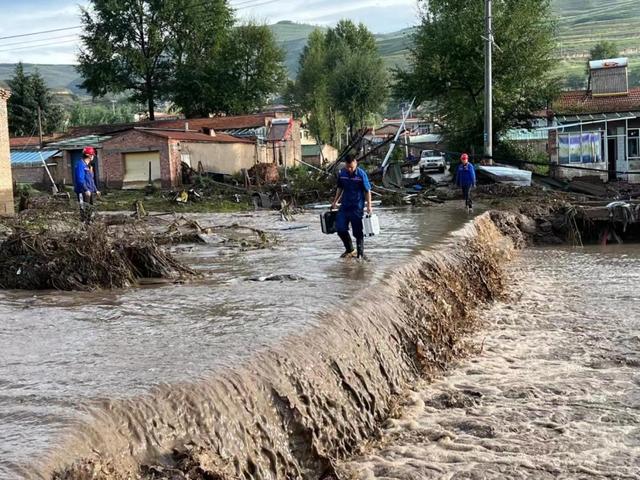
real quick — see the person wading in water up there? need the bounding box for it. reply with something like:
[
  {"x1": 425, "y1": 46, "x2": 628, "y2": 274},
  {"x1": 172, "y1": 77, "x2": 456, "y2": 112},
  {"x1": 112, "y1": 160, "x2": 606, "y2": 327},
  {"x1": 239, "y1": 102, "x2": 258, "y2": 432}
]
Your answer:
[
  {"x1": 331, "y1": 154, "x2": 373, "y2": 261},
  {"x1": 455, "y1": 152, "x2": 476, "y2": 212}
]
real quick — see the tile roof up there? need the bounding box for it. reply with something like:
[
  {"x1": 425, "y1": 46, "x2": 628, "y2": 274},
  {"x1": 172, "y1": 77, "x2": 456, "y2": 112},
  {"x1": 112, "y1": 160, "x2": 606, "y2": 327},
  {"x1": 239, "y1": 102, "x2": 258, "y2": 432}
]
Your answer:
[
  {"x1": 553, "y1": 87, "x2": 640, "y2": 114},
  {"x1": 66, "y1": 114, "x2": 272, "y2": 138},
  {"x1": 10, "y1": 134, "x2": 64, "y2": 149},
  {"x1": 137, "y1": 129, "x2": 255, "y2": 144}
]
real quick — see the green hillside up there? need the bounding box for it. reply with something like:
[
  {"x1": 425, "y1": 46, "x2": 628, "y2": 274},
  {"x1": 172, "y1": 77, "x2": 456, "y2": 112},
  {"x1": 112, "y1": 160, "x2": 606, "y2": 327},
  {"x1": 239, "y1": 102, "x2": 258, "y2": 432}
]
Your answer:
[
  {"x1": 3, "y1": 1, "x2": 639, "y2": 94},
  {"x1": 0, "y1": 63, "x2": 84, "y2": 94}
]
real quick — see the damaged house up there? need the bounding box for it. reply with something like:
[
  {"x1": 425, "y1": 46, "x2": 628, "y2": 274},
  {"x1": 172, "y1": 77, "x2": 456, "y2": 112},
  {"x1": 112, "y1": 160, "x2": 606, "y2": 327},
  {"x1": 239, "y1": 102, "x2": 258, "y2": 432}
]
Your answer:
[
  {"x1": 44, "y1": 113, "x2": 302, "y2": 189},
  {"x1": 548, "y1": 57, "x2": 640, "y2": 184}
]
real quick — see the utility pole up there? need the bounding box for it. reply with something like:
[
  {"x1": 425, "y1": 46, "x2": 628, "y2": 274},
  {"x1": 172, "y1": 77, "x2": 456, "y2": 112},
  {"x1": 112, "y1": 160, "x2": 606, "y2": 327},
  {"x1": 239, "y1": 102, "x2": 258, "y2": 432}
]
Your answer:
[
  {"x1": 37, "y1": 105, "x2": 43, "y2": 148},
  {"x1": 484, "y1": 0, "x2": 493, "y2": 163}
]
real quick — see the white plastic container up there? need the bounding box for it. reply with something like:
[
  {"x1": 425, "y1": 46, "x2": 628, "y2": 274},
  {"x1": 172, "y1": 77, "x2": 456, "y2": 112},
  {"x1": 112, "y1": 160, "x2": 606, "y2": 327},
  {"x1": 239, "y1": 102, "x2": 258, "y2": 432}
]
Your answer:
[{"x1": 363, "y1": 213, "x2": 380, "y2": 236}]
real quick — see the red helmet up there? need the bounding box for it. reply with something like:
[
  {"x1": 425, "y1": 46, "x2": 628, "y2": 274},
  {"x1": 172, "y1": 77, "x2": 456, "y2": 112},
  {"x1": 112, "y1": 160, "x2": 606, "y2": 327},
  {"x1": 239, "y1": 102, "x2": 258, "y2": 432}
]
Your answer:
[
  {"x1": 83, "y1": 146, "x2": 96, "y2": 155},
  {"x1": 460, "y1": 153, "x2": 469, "y2": 161}
]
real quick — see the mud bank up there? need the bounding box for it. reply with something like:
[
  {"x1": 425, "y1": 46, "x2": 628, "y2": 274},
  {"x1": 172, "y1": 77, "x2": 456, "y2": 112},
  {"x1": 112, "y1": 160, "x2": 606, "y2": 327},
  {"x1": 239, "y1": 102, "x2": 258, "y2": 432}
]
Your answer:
[
  {"x1": 339, "y1": 247, "x2": 640, "y2": 479},
  {"x1": 35, "y1": 212, "x2": 519, "y2": 480}
]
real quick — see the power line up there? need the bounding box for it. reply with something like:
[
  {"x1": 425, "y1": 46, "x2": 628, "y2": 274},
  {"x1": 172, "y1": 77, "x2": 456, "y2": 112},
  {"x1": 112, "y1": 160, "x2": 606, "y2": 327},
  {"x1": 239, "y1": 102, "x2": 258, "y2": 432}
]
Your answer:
[
  {"x1": 0, "y1": 26, "x2": 81, "y2": 41},
  {"x1": 0, "y1": 34, "x2": 78, "y2": 48},
  {"x1": 0, "y1": 39, "x2": 78, "y2": 54},
  {"x1": 0, "y1": 0, "x2": 285, "y2": 53}
]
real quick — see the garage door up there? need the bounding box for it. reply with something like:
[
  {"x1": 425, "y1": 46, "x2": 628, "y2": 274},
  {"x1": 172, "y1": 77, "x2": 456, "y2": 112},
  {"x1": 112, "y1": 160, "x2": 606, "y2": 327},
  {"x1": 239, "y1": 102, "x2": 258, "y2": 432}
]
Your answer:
[{"x1": 123, "y1": 151, "x2": 161, "y2": 188}]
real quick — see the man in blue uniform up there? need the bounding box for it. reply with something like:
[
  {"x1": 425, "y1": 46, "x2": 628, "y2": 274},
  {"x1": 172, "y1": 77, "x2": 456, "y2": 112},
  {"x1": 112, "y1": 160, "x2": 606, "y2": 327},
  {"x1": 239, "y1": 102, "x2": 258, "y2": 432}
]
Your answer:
[
  {"x1": 331, "y1": 155, "x2": 373, "y2": 260},
  {"x1": 455, "y1": 152, "x2": 476, "y2": 212}
]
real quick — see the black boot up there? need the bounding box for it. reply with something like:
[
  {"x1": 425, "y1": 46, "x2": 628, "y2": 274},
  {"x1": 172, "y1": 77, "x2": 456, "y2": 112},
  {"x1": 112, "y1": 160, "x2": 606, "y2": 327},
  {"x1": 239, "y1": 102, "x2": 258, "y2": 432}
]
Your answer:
[
  {"x1": 356, "y1": 237, "x2": 368, "y2": 261},
  {"x1": 338, "y1": 231, "x2": 355, "y2": 257}
]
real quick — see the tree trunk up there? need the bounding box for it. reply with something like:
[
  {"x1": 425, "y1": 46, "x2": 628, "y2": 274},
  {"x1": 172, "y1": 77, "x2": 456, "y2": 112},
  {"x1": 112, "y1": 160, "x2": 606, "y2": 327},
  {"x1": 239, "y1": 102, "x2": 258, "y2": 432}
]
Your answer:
[{"x1": 148, "y1": 93, "x2": 155, "y2": 121}]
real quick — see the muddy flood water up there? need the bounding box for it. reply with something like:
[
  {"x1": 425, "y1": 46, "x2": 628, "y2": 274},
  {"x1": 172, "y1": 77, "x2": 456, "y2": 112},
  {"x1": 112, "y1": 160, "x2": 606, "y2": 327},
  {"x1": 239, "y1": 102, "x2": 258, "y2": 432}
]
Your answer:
[
  {"x1": 340, "y1": 246, "x2": 640, "y2": 479},
  {"x1": 0, "y1": 205, "x2": 470, "y2": 479}
]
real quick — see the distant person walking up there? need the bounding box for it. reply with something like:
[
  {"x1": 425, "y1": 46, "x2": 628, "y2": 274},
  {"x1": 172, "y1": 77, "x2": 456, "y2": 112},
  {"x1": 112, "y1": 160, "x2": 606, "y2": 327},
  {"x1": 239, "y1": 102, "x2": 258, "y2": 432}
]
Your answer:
[
  {"x1": 74, "y1": 148, "x2": 99, "y2": 222},
  {"x1": 456, "y1": 153, "x2": 476, "y2": 212},
  {"x1": 331, "y1": 154, "x2": 373, "y2": 260}
]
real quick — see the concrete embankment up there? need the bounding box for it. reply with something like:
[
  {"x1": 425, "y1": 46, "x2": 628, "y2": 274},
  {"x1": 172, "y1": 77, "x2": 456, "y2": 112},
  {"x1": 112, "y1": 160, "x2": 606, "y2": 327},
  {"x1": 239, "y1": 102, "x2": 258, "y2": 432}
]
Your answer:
[{"x1": 41, "y1": 212, "x2": 524, "y2": 480}]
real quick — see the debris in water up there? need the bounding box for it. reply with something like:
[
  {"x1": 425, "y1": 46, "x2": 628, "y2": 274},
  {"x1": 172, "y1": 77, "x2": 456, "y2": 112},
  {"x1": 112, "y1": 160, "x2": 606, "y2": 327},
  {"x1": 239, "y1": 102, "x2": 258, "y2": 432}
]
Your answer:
[{"x1": 0, "y1": 213, "x2": 195, "y2": 291}]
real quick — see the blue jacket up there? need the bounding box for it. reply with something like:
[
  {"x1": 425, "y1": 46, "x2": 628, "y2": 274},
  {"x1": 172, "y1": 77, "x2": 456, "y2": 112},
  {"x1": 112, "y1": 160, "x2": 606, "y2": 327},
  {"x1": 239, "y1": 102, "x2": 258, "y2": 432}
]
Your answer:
[
  {"x1": 456, "y1": 162, "x2": 476, "y2": 187},
  {"x1": 338, "y1": 167, "x2": 371, "y2": 211},
  {"x1": 74, "y1": 160, "x2": 97, "y2": 194}
]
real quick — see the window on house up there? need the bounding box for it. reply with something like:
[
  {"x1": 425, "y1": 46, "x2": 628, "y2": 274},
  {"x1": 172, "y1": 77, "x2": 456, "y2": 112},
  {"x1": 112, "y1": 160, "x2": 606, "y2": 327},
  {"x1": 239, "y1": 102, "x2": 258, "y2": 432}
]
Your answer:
[
  {"x1": 558, "y1": 132, "x2": 602, "y2": 164},
  {"x1": 628, "y1": 129, "x2": 640, "y2": 159}
]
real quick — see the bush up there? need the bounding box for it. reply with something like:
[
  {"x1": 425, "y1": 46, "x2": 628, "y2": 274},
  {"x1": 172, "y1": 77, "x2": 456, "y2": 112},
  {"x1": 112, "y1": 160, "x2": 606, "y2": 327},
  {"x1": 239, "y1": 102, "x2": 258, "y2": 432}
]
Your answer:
[{"x1": 497, "y1": 141, "x2": 550, "y2": 176}]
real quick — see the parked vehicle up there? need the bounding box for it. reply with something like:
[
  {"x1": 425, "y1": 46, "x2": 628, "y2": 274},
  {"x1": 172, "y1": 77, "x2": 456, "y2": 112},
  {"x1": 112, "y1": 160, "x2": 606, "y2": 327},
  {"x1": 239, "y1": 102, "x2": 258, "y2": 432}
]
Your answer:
[
  {"x1": 400, "y1": 150, "x2": 447, "y2": 185},
  {"x1": 418, "y1": 150, "x2": 446, "y2": 173}
]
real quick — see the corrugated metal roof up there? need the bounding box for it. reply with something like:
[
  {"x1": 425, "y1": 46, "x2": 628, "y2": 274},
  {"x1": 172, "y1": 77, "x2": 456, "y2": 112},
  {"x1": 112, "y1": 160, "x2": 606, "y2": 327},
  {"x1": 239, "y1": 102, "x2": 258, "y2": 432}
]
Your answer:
[
  {"x1": 502, "y1": 129, "x2": 549, "y2": 141},
  {"x1": 11, "y1": 149, "x2": 61, "y2": 166},
  {"x1": 47, "y1": 134, "x2": 112, "y2": 149}
]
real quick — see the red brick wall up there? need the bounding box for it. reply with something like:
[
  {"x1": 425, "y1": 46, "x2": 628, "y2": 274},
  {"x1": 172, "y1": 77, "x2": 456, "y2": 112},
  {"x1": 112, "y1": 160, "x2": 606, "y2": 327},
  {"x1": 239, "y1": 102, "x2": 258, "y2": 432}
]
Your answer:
[{"x1": 101, "y1": 130, "x2": 176, "y2": 189}]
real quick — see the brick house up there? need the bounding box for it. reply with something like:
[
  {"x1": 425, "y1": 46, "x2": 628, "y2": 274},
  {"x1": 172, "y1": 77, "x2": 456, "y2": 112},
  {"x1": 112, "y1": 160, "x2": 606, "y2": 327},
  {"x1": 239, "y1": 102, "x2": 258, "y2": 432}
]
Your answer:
[
  {"x1": 548, "y1": 58, "x2": 640, "y2": 183},
  {"x1": 100, "y1": 128, "x2": 256, "y2": 189},
  {"x1": 65, "y1": 113, "x2": 302, "y2": 174},
  {"x1": 0, "y1": 89, "x2": 14, "y2": 215}
]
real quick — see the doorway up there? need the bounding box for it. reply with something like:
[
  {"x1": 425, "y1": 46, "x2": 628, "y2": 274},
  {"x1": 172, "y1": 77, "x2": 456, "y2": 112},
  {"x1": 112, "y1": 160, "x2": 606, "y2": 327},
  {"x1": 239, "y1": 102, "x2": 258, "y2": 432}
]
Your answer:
[{"x1": 607, "y1": 138, "x2": 617, "y2": 181}]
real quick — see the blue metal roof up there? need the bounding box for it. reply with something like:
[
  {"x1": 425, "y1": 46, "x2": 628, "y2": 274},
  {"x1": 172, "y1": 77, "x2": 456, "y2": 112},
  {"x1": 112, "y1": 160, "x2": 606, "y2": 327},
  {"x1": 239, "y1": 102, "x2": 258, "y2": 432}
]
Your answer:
[{"x1": 10, "y1": 150, "x2": 61, "y2": 167}]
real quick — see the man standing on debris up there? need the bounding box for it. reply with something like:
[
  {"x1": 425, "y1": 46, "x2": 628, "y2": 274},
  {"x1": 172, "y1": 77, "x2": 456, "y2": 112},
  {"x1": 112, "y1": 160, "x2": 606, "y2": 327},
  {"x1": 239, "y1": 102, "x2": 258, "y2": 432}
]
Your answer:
[
  {"x1": 331, "y1": 154, "x2": 373, "y2": 260},
  {"x1": 456, "y1": 153, "x2": 476, "y2": 212},
  {"x1": 74, "y1": 148, "x2": 99, "y2": 220}
]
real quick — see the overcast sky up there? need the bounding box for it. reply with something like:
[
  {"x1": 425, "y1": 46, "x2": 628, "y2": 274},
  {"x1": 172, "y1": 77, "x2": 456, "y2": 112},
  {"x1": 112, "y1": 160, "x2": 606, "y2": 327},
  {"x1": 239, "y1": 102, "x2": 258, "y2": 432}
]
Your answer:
[{"x1": 0, "y1": 0, "x2": 420, "y2": 64}]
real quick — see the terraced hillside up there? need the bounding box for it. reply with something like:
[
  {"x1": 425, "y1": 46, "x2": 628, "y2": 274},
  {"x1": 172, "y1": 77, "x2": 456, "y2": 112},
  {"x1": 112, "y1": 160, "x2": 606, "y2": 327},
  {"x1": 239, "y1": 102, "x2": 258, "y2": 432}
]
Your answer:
[{"x1": 554, "y1": 0, "x2": 640, "y2": 86}]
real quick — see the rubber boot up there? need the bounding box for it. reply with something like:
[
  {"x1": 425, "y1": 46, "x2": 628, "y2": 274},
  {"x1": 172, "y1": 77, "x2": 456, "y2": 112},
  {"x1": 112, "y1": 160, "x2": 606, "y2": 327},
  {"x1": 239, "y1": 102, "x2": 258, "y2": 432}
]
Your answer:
[
  {"x1": 356, "y1": 237, "x2": 367, "y2": 261},
  {"x1": 338, "y1": 231, "x2": 355, "y2": 257}
]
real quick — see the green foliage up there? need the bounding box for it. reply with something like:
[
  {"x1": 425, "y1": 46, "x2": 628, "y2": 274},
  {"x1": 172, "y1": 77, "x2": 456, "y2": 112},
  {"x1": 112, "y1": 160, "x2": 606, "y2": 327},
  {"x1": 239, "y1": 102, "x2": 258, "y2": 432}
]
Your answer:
[
  {"x1": 214, "y1": 23, "x2": 287, "y2": 115},
  {"x1": 78, "y1": 1, "x2": 284, "y2": 118},
  {"x1": 167, "y1": 0, "x2": 234, "y2": 117},
  {"x1": 497, "y1": 140, "x2": 550, "y2": 175},
  {"x1": 395, "y1": 0, "x2": 558, "y2": 153},
  {"x1": 7, "y1": 63, "x2": 64, "y2": 136},
  {"x1": 67, "y1": 102, "x2": 138, "y2": 127},
  {"x1": 289, "y1": 20, "x2": 388, "y2": 146},
  {"x1": 77, "y1": 0, "x2": 180, "y2": 120},
  {"x1": 586, "y1": 41, "x2": 619, "y2": 73}
]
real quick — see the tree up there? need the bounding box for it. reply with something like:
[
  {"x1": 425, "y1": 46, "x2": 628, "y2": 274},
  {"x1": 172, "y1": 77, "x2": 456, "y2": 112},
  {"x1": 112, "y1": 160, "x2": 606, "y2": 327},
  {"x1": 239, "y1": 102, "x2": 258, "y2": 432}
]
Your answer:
[
  {"x1": 78, "y1": 0, "x2": 178, "y2": 120},
  {"x1": 67, "y1": 102, "x2": 138, "y2": 127},
  {"x1": 586, "y1": 41, "x2": 619, "y2": 74},
  {"x1": 212, "y1": 23, "x2": 287, "y2": 115},
  {"x1": 290, "y1": 20, "x2": 388, "y2": 146},
  {"x1": 292, "y1": 29, "x2": 334, "y2": 143},
  {"x1": 7, "y1": 63, "x2": 64, "y2": 137},
  {"x1": 78, "y1": 0, "x2": 233, "y2": 120},
  {"x1": 330, "y1": 52, "x2": 388, "y2": 137},
  {"x1": 395, "y1": 0, "x2": 557, "y2": 152},
  {"x1": 167, "y1": 0, "x2": 234, "y2": 117}
]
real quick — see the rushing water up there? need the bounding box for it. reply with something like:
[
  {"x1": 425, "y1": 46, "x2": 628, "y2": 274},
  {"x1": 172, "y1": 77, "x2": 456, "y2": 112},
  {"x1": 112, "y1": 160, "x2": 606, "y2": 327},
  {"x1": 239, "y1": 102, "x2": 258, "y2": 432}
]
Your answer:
[
  {"x1": 340, "y1": 245, "x2": 640, "y2": 479},
  {"x1": 0, "y1": 205, "x2": 470, "y2": 479}
]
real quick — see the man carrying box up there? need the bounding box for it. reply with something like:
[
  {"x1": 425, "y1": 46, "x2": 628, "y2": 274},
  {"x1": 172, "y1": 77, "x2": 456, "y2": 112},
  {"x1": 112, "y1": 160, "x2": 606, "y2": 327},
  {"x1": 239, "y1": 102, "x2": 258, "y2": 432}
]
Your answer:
[{"x1": 331, "y1": 154, "x2": 373, "y2": 261}]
